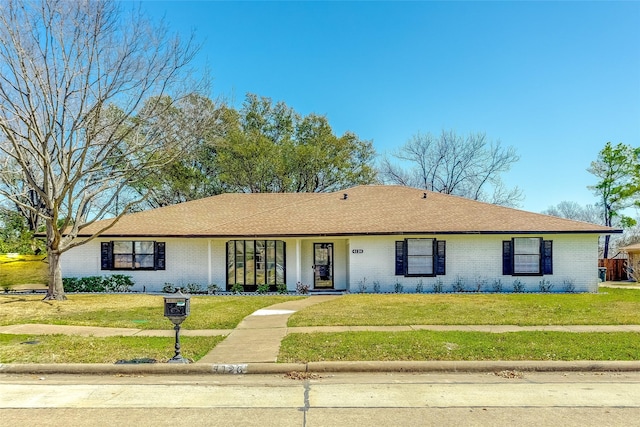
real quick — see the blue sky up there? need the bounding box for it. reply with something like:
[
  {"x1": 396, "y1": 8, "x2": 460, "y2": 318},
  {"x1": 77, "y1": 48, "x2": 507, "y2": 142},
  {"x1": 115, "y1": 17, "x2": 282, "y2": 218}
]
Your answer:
[{"x1": 141, "y1": 1, "x2": 640, "y2": 213}]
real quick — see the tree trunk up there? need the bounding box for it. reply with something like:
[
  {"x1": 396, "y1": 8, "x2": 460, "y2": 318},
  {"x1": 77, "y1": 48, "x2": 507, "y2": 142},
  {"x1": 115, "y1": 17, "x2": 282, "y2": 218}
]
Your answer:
[
  {"x1": 44, "y1": 249, "x2": 66, "y2": 301},
  {"x1": 603, "y1": 234, "x2": 610, "y2": 259}
]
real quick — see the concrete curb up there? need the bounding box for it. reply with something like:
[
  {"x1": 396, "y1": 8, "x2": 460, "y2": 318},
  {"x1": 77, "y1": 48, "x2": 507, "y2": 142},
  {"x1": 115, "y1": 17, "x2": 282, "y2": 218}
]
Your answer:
[{"x1": 3, "y1": 360, "x2": 640, "y2": 375}]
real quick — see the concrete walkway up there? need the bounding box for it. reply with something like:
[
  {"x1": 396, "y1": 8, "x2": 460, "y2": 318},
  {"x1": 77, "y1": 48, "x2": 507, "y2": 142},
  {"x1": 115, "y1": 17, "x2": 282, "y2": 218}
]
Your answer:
[{"x1": 197, "y1": 295, "x2": 340, "y2": 363}]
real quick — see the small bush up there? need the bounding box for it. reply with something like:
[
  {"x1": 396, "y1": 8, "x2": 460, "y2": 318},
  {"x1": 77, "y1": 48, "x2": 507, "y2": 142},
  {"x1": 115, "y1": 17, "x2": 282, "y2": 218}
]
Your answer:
[
  {"x1": 433, "y1": 279, "x2": 444, "y2": 293},
  {"x1": 539, "y1": 279, "x2": 554, "y2": 293},
  {"x1": 103, "y1": 275, "x2": 134, "y2": 292},
  {"x1": 563, "y1": 279, "x2": 576, "y2": 293},
  {"x1": 296, "y1": 282, "x2": 309, "y2": 294},
  {"x1": 415, "y1": 279, "x2": 424, "y2": 294},
  {"x1": 162, "y1": 283, "x2": 176, "y2": 293},
  {"x1": 185, "y1": 283, "x2": 204, "y2": 294},
  {"x1": 513, "y1": 279, "x2": 525, "y2": 293},
  {"x1": 394, "y1": 281, "x2": 403, "y2": 293},
  {"x1": 357, "y1": 277, "x2": 368, "y2": 294},
  {"x1": 231, "y1": 283, "x2": 244, "y2": 294},
  {"x1": 276, "y1": 283, "x2": 288, "y2": 294},
  {"x1": 491, "y1": 279, "x2": 503, "y2": 293},
  {"x1": 452, "y1": 276, "x2": 465, "y2": 292},
  {"x1": 256, "y1": 283, "x2": 270, "y2": 294},
  {"x1": 207, "y1": 284, "x2": 221, "y2": 294},
  {"x1": 372, "y1": 281, "x2": 381, "y2": 293},
  {"x1": 474, "y1": 277, "x2": 487, "y2": 292}
]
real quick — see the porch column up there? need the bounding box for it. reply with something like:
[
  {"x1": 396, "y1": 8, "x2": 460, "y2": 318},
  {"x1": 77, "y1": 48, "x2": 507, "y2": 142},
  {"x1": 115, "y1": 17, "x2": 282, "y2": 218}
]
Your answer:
[{"x1": 296, "y1": 239, "x2": 302, "y2": 286}]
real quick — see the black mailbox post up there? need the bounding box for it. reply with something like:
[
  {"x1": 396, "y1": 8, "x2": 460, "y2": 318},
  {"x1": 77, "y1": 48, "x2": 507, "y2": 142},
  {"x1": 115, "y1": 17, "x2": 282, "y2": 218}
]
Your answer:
[{"x1": 163, "y1": 289, "x2": 191, "y2": 364}]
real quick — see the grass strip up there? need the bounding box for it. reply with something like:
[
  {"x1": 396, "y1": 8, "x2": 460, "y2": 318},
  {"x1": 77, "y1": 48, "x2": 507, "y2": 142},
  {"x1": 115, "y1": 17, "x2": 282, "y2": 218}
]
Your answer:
[
  {"x1": 0, "y1": 334, "x2": 225, "y2": 363},
  {"x1": 279, "y1": 331, "x2": 640, "y2": 362},
  {"x1": 0, "y1": 295, "x2": 303, "y2": 329},
  {"x1": 288, "y1": 289, "x2": 640, "y2": 326}
]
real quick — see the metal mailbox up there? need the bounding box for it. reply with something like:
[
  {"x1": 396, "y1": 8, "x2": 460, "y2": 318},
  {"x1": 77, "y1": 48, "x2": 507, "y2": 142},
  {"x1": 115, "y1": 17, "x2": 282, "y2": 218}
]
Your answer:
[
  {"x1": 163, "y1": 289, "x2": 191, "y2": 363},
  {"x1": 164, "y1": 290, "x2": 190, "y2": 320}
]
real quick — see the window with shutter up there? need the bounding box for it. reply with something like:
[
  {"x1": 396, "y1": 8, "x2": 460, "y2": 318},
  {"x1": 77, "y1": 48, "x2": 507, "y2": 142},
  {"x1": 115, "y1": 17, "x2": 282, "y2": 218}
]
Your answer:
[
  {"x1": 503, "y1": 238, "x2": 553, "y2": 276},
  {"x1": 397, "y1": 238, "x2": 445, "y2": 277},
  {"x1": 101, "y1": 241, "x2": 165, "y2": 270}
]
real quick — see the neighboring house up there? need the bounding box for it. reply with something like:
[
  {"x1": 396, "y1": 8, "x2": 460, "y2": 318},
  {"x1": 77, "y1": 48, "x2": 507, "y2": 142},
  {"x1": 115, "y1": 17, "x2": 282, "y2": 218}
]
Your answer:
[
  {"x1": 620, "y1": 243, "x2": 640, "y2": 281},
  {"x1": 62, "y1": 185, "x2": 620, "y2": 293}
]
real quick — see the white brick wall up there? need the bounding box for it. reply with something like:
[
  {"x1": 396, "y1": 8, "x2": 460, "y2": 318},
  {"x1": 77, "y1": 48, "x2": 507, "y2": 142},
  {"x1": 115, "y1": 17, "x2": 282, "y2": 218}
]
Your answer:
[
  {"x1": 347, "y1": 234, "x2": 600, "y2": 293},
  {"x1": 61, "y1": 233, "x2": 601, "y2": 293}
]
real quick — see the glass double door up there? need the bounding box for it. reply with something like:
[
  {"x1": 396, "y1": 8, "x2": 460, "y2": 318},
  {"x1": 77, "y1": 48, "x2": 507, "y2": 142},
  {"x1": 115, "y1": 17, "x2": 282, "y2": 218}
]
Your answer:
[{"x1": 313, "y1": 243, "x2": 334, "y2": 289}]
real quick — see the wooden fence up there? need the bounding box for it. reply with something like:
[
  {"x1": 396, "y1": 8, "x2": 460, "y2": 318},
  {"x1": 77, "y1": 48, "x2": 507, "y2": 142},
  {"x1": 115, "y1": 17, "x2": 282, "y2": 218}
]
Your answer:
[{"x1": 598, "y1": 258, "x2": 627, "y2": 281}]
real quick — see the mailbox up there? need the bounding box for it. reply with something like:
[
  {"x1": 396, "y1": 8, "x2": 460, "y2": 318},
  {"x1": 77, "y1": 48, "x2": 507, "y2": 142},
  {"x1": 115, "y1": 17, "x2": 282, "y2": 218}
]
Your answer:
[
  {"x1": 164, "y1": 290, "x2": 190, "y2": 321},
  {"x1": 163, "y1": 289, "x2": 191, "y2": 363}
]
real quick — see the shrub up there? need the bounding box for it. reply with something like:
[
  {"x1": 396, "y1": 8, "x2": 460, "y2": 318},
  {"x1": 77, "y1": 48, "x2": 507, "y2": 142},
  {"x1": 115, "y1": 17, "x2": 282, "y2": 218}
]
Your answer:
[
  {"x1": 207, "y1": 284, "x2": 221, "y2": 294},
  {"x1": 394, "y1": 281, "x2": 403, "y2": 293},
  {"x1": 295, "y1": 282, "x2": 309, "y2": 294},
  {"x1": 231, "y1": 283, "x2": 244, "y2": 294},
  {"x1": 415, "y1": 279, "x2": 424, "y2": 294},
  {"x1": 357, "y1": 277, "x2": 368, "y2": 293},
  {"x1": 491, "y1": 279, "x2": 503, "y2": 293},
  {"x1": 276, "y1": 283, "x2": 288, "y2": 294},
  {"x1": 452, "y1": 276, "x2": 465, "y2": 292},
  {"x1": 539, "y1": 279, "x2": 554, "y2": 293},
  {"x1": 103, "y1": 275, "x2": 134, "y2": 292},
  {"x1": 563, "y1": 279, "x2": 576, "y2": 293},
  {"x1": 372, "y1": 281, "x2": 381, "y2": 293},
  {"x1": 185, "y1": 283, "x2": 204, "y2": 294},
  {"x1": 63, "y1": 277, "x2": 80, "y2": 292},
  {"x1": 513, "y1": 279, "x2": 525, "y2": 293},
  {"x1": 432, "y1": 279, "x2": 444, "y2": 293},
  {"x1": 162, "y1": 283, "x2": 176, "y2": 293},
  {"x1": 474, "y1": 277, "x2": 487, "y2": 292},
  {"x1": 257, "y1": 283, "x2": 270, "y2": 294}
]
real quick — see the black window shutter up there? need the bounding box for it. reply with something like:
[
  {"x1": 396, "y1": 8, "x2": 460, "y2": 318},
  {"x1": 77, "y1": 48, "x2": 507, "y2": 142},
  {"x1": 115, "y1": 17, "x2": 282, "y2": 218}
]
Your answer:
[
  {"x1": 395, "y1": 241, "x2": 404, "y2": 275},
  {"x1": 155, "y1": 242, "x2": 166, "y2": 270},
  {"x1": 435, "y1": 240, "x2": 446, "y2": 275},
  {"x1": 502, "y1": 240, "x2": 512, "y2": 275},
  {"x1": 101, "y1": 242, "x2": 113, "y2": 270},
  {"x1": 542, "y1": 240, "x2": 553, "y2": 275}
]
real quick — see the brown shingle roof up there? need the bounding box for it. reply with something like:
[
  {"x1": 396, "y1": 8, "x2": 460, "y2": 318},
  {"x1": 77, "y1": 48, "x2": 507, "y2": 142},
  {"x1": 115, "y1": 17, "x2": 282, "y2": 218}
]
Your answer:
[{"x1": 77, "y1": 185, "x2": 620, "y2": 237}]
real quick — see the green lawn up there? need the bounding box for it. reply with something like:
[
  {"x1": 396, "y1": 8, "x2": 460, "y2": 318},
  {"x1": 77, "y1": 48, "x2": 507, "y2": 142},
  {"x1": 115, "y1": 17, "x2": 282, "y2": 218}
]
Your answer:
[
  {"x1": 0, "y1": 254, "x2": 48, "y2": 289},
  {"x1": 279, "y1": 331, "x2": 640, "y2": 362},
  {"x1": 0, "y1": 294, "x2": 304, "y2": 329},
  {"x1": 287, "y1": 289, "x2": 640, "y2": 326},
  {"x1": 0, "y1": 333, "x2": 224, "y2": 363}
]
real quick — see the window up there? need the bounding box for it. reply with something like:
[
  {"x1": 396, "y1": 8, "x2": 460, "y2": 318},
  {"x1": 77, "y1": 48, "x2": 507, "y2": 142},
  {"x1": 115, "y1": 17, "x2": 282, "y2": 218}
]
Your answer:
[
  {"x1": 101, "y1": 241, "x2": 165, "y2": 270},
  {"x1": 503, "y1": 238, "x2": 552, "y2": 276},
  {"x1": 227, "y1": 240, "x2": 286, "y2": 291},
  {"x1": 395, "y1": 239, "x2": 446, "y2": 277}
]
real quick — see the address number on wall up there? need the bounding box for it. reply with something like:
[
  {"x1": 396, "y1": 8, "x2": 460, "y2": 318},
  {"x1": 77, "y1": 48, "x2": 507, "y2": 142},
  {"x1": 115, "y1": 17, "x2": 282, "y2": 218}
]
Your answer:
[{"x1": 352, "y1": 249, "x2": 364, "y2": 254}]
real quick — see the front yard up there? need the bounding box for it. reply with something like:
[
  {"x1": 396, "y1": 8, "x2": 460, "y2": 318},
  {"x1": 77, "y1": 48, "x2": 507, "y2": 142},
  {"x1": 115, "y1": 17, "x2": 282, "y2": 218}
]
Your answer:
[{"x1": 1, "y1": 289, "x2": 639, "y2": 363}]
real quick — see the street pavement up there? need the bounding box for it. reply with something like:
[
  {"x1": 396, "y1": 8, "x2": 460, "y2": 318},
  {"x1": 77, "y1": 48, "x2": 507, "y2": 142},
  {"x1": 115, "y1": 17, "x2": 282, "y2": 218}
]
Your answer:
[{"x1": 1, "y1": 372, "x2": 639, "y2": 426}]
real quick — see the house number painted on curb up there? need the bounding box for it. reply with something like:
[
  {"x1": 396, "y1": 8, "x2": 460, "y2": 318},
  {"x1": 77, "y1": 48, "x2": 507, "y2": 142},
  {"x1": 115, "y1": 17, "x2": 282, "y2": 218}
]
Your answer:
[
  {"x1": 212, "y1": 364, "x2": 248, "y2": 374},
  {"x1": 352, "y1": 249, "x2": 364, "y2": 254}
]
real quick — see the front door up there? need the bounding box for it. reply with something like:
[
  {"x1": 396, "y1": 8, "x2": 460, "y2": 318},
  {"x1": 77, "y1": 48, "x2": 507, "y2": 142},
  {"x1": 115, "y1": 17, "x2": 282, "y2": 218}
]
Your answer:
[{"x1": 313, "y1": 243, "x2": 334, "y2": 289}]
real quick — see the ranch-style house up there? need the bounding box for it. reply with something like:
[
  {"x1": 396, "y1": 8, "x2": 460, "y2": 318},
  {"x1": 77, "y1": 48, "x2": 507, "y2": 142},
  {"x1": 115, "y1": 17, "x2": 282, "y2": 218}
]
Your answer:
[{"x1": 61, "y1": 185, "x2": 620, "y2": 293}]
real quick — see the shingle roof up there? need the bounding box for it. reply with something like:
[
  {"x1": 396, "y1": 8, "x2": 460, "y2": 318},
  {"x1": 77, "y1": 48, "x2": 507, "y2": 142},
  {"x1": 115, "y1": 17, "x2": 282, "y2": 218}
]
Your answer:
[{"x1": 77, "y1": 185, "x2": 620, "y2": 237}]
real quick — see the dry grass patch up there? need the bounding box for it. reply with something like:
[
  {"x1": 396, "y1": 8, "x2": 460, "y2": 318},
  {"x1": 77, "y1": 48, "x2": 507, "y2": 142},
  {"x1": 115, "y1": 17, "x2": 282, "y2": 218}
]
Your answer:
[{"x1": 0, "y1": 334, "x2": 224, "y2": 363}]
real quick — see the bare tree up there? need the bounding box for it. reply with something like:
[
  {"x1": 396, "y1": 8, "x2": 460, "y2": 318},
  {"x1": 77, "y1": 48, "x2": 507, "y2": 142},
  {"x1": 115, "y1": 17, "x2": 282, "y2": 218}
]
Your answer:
[
  {"x1": 0, "y1": 0, "x2": 199, "y2": 300},
  {"x1": 541, "y1": 201, "x2": 603, "y2": 225},
  {"x1": 379, "y1": 130, "x2": 522, "y2": 206}
]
